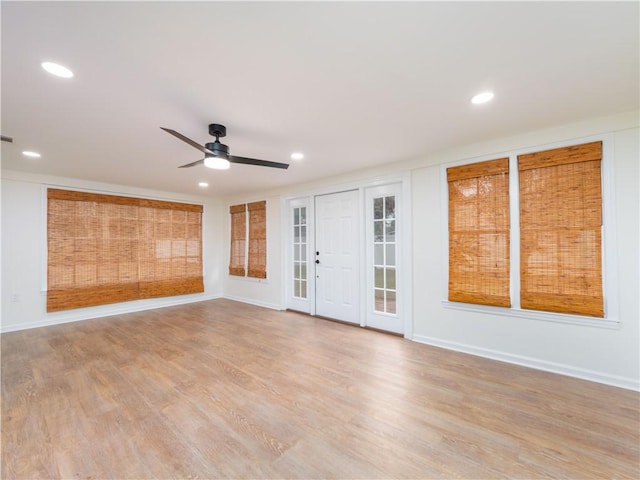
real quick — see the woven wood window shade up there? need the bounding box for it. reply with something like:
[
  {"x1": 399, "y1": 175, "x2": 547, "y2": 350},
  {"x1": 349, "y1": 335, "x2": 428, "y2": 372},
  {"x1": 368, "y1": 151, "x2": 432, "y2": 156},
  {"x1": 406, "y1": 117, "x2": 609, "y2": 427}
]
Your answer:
[
  {"x1": 518, "y1": 141, "x2": 603, "y2": 317},
  {"x1": 47, "y1": 189, "x2": 203, "y2": 312},
  {"x1": 137, "y1": 199, "x2": 204, "y2": 300},
  {"x1": 247, "y1": 201, "x2": 267, "y2": 278},
  {"x1": 229, "y1": 204, "x2": 247, "y2": 276},
  {"x1": 447, "y1": 158, "x2": 511, "y2": 307}
]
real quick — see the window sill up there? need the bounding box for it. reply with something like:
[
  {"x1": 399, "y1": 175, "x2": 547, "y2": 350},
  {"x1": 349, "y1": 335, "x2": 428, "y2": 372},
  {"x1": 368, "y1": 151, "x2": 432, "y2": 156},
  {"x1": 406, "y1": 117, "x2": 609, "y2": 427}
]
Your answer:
[
  {"x1": 227, "y1": 275, "x2": 269, "y2": 284},
  {"x1": 441, "y1": 300, "x2": 620, "y2": 329}
]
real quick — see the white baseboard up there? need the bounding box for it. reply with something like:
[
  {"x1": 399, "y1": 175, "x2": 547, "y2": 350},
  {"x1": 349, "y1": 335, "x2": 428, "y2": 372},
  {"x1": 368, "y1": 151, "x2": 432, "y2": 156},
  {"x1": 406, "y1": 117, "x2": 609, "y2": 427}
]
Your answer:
[
  {"x1": 7, "y1": 297, "x2": 635, "y2": 392},
  {"x1": 221, "y1": 295, "x2": 284, "y2": 311},
  {"x1": 1, "y1": 294, "x2": 222, "y2": 333},
  {"x1": 412, "y1": 334, "x2": 639, "y2": 392}
]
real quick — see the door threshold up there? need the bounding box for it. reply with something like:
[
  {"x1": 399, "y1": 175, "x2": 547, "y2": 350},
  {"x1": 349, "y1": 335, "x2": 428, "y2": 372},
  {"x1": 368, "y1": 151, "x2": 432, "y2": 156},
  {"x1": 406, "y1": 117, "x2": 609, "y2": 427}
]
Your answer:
[{"x1": 286, "y1": 309, "x2": 403, "y2": 337}]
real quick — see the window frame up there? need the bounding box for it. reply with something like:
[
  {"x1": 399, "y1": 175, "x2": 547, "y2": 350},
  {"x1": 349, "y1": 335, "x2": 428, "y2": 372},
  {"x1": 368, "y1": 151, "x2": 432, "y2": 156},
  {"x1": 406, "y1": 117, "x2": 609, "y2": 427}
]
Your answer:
[
  {"x1": 440, "y1": 135, "x2": 619, "y2": 328},
  {"x1": 228, "y1": 204, "x2": 247, "y2": 276},
  {"x1": 44, "y1": 186, "x2": 204, "y2": 312},
  {"x1": 228, "y1": 200, "x2": 268, "y2": 280},
  {"x1": 447, "y1": 158, "x2": 511, "y2": 308},
  {"x1": 247, "y1": 201, "x2": 267, "y2": 279}
]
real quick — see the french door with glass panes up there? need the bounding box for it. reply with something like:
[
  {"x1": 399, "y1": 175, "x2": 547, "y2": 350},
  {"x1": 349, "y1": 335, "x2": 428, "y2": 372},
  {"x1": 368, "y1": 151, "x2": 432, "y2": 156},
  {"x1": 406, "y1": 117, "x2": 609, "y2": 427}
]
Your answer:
[
  {"x1": 365, "y1": 184, "x2": 402, "y2": 333},
  {"x1": 287, "y1": 198, "x2": 311, "y2": 313}
]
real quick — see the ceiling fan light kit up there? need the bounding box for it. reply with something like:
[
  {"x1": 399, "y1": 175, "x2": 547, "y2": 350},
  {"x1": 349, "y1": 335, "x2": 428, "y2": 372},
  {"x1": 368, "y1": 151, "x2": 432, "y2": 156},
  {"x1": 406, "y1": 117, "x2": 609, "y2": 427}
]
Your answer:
[
  {"x1": 204, "y1": 155, "x2": 230, "y2": 170},
  {"x1": 162, "y1": 123, "x2": 289, "y2": 170}
]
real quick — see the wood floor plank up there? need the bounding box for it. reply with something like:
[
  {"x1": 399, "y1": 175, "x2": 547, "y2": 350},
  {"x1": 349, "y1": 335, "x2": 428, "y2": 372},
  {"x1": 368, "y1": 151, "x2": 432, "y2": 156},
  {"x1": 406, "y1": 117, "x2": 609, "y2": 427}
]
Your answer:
[{"x1": 2, "y1": 298, "x2": 638, "y2": 479}]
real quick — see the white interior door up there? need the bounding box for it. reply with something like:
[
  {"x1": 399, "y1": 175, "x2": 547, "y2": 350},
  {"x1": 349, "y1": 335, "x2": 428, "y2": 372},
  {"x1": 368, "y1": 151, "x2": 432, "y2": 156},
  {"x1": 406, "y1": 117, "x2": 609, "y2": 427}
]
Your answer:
[{"x1": 315, "y1": 190, "x2": 359, "y2": 324}]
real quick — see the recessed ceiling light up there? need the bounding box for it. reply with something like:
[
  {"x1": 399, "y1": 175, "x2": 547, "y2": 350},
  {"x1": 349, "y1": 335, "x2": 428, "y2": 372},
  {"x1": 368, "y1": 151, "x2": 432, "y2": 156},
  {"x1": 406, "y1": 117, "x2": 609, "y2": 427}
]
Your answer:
[
  {"x1": 471, "y1": 91, "x2": 494, "y2": 105},
  {"x1": 22, "y1": 151, "x2": 41, "y2": 158},
  {"x1": 290, "y1": 152, "x2": 304, "y2": 161},
  {"x1": 198, "y1": 182, "x2": 209, "y2": 188},
  {"x1": 41, "y1": 61, "x2": 74, "y2": 78}
]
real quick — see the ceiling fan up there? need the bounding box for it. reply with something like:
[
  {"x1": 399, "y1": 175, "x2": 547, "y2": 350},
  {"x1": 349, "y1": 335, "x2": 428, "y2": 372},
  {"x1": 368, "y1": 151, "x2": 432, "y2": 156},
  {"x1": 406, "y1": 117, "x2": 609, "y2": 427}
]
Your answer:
[{"x1": 161, "y1": 123, "x2": 289, "y2": 170}]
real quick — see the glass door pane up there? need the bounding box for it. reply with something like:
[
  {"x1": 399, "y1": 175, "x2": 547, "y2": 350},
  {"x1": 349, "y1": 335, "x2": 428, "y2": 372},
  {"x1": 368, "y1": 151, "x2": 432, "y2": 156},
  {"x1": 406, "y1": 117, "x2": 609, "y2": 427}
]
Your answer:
[
  {"x1": 373, "y1": 195, "x2": 397, "y2": 314},
  {"x1": 293, "y1": 206, "x2": 307, "y2": 299}
]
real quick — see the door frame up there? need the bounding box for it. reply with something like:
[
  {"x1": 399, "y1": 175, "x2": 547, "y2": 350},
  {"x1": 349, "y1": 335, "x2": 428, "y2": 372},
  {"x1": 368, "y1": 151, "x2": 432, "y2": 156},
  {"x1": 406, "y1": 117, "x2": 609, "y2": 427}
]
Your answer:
[
  {"x1": 281, "y1": 173, "x2": 412, "y2": 338},
  {"x1": 364, "y1": 182, "x2": 404, "y2": 334},
  {"x1": 283, "y1": 196, "x2": 314, "y2": 313}
]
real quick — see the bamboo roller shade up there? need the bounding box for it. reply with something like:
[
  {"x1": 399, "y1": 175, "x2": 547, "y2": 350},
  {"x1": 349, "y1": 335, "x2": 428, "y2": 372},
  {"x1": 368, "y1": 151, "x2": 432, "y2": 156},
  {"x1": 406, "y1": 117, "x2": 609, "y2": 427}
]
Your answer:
[
  {"x1": 518, "y1": 141, "x2": 604, "y2": 317},
  {"x1": 47, "y1": 188, "x2": 204, "y2": 312},
  {"x1": 228, "y1": 201, "x2": 267, "y2": 278},
  {"x1": 447, "y1": 158, "x2": 511, "y2": 307},
  {"x1": 247, "y1": 201, "x2": 267, "y2": 279},
  {"x1": 229, "y1": 204, "x2": 247, "y2": 276}
]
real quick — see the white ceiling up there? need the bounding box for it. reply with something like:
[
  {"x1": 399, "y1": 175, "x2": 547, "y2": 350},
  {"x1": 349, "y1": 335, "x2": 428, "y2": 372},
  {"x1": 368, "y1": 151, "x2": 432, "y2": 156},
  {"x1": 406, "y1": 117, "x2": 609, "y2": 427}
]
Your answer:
[{"x1": 2, "y1": 2, "x2": 638, "y2": 197}]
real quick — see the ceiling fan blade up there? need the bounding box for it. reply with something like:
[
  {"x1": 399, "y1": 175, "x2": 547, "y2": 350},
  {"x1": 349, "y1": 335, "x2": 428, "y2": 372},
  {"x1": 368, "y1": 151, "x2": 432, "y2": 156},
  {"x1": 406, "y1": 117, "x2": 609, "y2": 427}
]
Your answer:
[
  {"x1": 1, "y1": 135, "x2": 13, "y2": 143},
  {"x1": 228, "y1": 155, "x2": 290, "y2": 170},
  {"x1": 178, "y1": 158, "x2": 205, "y2": 168},
  {"x1": 161, "y1": 127, "x2": 213, "y2": 155}
]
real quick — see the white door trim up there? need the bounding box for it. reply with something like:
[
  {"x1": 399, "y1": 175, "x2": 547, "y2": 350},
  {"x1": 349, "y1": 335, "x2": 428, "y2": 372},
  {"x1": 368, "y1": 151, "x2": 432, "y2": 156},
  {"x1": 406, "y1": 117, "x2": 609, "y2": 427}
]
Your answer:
[
  {"x1": 283, "y1": 197, "x2": 313, "y2": 313},
  {"x1": 364, "y1": 183, "x2": 403, "y2": 334},
  {"x1": 280, "y1": 171, "x2": 412, "y2": 338}
]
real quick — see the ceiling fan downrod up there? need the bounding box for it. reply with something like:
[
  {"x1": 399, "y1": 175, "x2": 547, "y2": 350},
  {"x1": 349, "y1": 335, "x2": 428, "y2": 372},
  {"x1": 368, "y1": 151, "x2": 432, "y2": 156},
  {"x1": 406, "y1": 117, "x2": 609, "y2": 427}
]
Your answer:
[{"x1": 205, "y1": 124, "x2": 229, "y2": 158}]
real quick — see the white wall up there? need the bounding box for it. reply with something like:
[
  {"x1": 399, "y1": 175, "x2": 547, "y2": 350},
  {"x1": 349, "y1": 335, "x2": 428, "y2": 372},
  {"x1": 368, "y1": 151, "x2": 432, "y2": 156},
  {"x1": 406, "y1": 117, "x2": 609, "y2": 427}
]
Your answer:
[
  {"x1": 218, "y1": 111, "x2": 639, "y2": 390},
  {"x1": 411, "y1": 125, "x2": 639, "y2": 390},
  {"x1": 1, "y1": 171, "x2": 224, "y2": 332},
  {"x1": 2, "y1": 111, "x2": 638, "y2": 390},
  {"x1": 220, "y1": 194, "x2": 284, "y2": 309}
]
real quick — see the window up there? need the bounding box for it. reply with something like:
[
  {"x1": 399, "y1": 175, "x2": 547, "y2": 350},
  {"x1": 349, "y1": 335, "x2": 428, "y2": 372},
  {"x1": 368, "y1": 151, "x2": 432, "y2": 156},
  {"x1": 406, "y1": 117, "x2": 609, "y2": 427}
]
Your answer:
[
  {"x1": 446, "y1": 141, "x2": 605, "y2": 318},
  {"x1": 292, "y1": 206, "x2": 308, "y2": 299},
  {"x1": 228, "y1": 200, "x2": 267, "y2": 278},
  {"x1": 373, "y1": 195, "x2": 397, "y2": 314},
  {"x1": 447, "y1": 158, "x2": 511, "y2": 307},
  {"x1": 47, "y1": 188, "x2": 204, "y2": 312},
  {"x1": 229, "y1": 204, "x2": 247, "y2": 276},
  {"x1": 247, "y1": 201, "x2": 267, "y2": 279},
  {"x1": 518, "y1": 141, "x2": 603, "y2": 317}
]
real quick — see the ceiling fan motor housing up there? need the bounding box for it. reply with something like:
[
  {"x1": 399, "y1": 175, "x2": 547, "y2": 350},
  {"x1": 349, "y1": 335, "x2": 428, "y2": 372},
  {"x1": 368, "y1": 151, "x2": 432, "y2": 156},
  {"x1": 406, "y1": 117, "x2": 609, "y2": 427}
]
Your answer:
[{"x1": 205, "y1": 141, "x2": 229, "y2": 158}]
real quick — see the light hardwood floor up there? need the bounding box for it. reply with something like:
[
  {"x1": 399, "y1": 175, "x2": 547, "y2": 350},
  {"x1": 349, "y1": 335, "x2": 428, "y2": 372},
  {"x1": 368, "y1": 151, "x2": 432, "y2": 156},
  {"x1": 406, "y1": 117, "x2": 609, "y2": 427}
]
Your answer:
[{"x1": 2, "y1": 299, "x2": 638, "y2": 479}]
